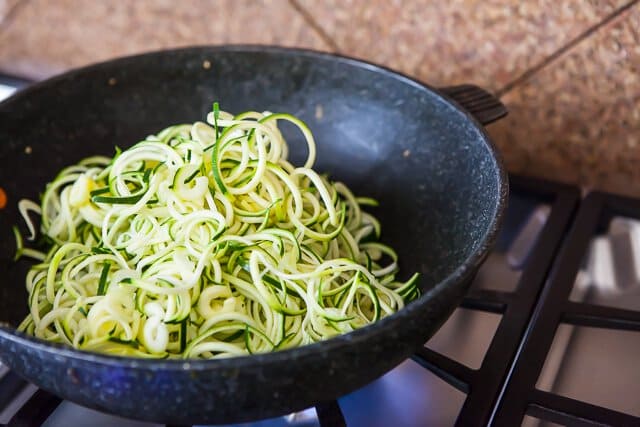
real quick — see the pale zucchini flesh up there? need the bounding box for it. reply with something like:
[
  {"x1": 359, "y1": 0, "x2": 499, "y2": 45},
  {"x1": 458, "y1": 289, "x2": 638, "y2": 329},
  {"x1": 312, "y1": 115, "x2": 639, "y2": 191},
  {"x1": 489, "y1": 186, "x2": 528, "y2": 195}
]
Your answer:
[{"x1": 14, "y1": 104, "x2": 420, "y2": 359}]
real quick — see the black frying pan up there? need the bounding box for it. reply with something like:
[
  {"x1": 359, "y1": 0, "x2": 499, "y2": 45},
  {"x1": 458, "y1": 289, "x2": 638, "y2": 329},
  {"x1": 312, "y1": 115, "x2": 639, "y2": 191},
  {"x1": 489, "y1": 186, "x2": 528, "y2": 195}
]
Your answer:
[{"x1": 0, "y1": 46, "x2": 507, "y2": 424}]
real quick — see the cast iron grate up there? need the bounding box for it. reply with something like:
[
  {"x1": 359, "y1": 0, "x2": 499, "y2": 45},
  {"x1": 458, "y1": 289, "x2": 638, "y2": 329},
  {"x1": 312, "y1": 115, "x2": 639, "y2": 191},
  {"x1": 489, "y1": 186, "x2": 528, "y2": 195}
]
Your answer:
[
  {"x1": 413, "y1": 176, "x2": 579, "y2": 427},
  {"x1": 492, "y1": 191, "x2": 640, "y2": 427}
]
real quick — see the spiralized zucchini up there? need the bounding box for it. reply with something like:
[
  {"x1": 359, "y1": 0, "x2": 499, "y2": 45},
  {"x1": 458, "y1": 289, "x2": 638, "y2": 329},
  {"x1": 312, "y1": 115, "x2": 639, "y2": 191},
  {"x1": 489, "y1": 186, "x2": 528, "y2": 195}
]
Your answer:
[{"x1": 15, "y1": 104, "x2": 420, "y2": 359}]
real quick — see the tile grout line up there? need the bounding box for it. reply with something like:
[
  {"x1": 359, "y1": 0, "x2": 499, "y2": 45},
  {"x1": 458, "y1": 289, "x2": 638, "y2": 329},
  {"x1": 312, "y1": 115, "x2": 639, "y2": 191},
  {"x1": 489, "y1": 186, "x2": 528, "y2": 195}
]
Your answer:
[
  {"x1": 496, "y1": 0, "x2": 640, "y2": 98},
  {"x1": 0, "y1": 0, "x2": 31, "y2": 34},
  {"x1": 288, "y1": 0, "x2": 341, "y2": 52}
]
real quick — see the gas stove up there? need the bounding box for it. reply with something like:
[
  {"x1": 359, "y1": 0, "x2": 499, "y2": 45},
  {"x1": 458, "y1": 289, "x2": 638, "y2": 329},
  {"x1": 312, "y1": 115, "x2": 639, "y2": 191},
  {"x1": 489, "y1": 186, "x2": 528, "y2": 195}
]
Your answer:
[{"x1": 1, "y1": 77, "x2": 639, "y2": 427}]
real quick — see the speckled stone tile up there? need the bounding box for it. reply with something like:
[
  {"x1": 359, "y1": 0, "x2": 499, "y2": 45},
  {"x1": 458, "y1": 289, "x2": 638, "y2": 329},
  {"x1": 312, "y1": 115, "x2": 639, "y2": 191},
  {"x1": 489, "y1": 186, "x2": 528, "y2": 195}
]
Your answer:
[
  {"x1": 296, "y1": 0, "x2": 628, "y2": 92},
  {"x1": 0, "y1": 0, "x2": 330, "y2": 79},
  {"x1": 488, "y1": 5, "x2": 640, "y2": 196}
]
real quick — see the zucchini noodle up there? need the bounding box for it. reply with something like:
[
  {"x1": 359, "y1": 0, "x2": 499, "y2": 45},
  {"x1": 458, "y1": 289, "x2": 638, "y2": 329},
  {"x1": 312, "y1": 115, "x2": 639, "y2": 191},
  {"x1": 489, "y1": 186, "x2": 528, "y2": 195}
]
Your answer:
[{"x1": 15, "y1": 104, "x2": 420, "y2": 359}]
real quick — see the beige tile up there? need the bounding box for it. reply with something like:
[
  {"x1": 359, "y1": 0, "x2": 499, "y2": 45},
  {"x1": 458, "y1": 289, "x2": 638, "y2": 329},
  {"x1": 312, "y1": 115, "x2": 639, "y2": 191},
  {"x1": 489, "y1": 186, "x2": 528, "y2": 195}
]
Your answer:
[
  {"x1": 0, "y1": 0, "x2": 21, "y2": 26},
  {"x1": 296, "y1": 0, "x2": 628, "y2": 92},
  {"x1": 489, "y1": 5, "x2": 640, "y2": 196},
  {"x1": 0, "y1": 0, "x2": 330, "y2": 79}
]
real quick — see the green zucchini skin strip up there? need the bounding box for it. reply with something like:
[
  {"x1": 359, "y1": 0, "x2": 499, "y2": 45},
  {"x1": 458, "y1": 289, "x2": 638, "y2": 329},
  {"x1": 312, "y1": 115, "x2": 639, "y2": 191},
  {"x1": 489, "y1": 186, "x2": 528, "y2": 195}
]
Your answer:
[
  {"x1": 14, "y1": 104, "x2": 420, "y2": 359},
  {"x1": 97, "y1": 262, "x2": 111, "y2": 296}
]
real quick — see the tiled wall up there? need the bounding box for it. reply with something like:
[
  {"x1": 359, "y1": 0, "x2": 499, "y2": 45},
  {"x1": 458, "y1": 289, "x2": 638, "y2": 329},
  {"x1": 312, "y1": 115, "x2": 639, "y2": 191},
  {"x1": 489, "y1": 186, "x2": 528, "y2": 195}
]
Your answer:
[{"x1": 1, "y1": 0, "x2": 638, "y2": 195}]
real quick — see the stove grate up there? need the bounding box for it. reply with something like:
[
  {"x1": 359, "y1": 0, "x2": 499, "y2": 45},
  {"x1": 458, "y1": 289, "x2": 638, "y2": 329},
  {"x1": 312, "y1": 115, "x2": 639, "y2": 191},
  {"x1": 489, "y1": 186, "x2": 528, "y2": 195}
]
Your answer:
[
  {"x1": 492, "y1": 192, "x2": 640, "y2": 426},
  {"x1": 416, "y1": 177, "x2": 579, "y2": 427}
]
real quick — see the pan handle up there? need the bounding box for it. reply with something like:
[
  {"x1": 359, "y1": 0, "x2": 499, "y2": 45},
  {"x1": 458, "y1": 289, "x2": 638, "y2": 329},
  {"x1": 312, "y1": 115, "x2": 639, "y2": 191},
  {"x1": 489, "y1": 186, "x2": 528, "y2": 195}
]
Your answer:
[{"x1": 439, "y1": 84, "x2": 507, "y2": 126}]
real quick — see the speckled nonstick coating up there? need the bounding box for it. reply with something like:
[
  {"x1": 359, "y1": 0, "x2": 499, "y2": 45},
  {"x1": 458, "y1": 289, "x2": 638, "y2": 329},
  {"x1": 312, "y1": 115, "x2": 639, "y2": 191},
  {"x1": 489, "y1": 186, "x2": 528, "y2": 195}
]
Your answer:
[{"x1": 0, "y1": 46, "x2": 507, "y2": 424}]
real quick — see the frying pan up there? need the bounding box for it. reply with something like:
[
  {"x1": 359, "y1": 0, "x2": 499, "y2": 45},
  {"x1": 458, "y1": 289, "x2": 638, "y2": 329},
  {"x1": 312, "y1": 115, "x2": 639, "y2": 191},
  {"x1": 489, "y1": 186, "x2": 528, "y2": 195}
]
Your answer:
[{"x1": 0, "y1": 46, "x2": 507, "y2": 424}]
